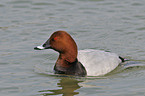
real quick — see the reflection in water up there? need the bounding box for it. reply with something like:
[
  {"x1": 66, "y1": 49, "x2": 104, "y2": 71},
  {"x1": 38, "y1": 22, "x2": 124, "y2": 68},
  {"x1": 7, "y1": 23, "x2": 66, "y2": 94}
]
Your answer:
[{"x1": 39, "y1": 77, "x2": 83, "y2": 96}]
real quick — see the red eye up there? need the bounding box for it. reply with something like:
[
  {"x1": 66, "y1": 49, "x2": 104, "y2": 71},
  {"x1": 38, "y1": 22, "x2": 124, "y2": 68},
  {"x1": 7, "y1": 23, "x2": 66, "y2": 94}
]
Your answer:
[{"x1": 54, "y1": 37, "x2": 57, "y2": 41}]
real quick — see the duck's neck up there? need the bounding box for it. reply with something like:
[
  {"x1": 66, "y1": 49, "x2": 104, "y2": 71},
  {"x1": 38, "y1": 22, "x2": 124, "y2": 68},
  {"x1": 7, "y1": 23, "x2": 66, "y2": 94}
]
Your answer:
[
  {"x1": 62, "y1": 51, "x2": 77, "y2": 62},
  {"x1": 56, "y1": 51, "x2": 77, "y2": 68}
]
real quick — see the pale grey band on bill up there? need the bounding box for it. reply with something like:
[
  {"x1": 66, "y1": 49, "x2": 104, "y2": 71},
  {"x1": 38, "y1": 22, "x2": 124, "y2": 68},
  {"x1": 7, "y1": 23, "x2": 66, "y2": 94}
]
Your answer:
[{"x1": 35, "y1": 45, "x2": 45, "y2": 50}]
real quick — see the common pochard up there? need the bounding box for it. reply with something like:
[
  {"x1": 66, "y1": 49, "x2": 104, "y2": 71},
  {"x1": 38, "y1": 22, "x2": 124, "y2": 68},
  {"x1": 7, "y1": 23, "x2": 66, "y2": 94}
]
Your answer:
[{"x1": 34, "y1": 31, "x2": 125, "y2": 76}]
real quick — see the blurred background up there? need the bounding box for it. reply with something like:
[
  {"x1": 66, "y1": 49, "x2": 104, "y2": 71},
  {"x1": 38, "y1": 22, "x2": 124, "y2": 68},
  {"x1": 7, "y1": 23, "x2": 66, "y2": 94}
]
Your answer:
[{"x1": 1, "y1": 0, "x2": 145, "y2": 96}]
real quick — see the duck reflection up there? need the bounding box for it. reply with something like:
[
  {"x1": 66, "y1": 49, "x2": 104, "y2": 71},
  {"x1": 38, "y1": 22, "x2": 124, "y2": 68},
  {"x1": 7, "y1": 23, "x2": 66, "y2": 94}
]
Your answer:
[{"x1": 39, "y1": 77, "x2": 83, "y2": 96}]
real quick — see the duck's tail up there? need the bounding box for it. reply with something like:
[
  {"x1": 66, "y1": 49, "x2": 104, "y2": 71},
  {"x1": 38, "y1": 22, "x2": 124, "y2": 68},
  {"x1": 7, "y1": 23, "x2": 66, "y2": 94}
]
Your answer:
[{"x1": 119, "y1": 56, "x2": 129, "y2": 62}]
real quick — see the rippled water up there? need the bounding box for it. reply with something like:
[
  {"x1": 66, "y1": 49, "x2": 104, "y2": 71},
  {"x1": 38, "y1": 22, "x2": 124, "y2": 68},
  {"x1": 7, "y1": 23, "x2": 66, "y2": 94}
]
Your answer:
[{"x1": 1, "y1": 0, "x2": 145, "y2": 96}]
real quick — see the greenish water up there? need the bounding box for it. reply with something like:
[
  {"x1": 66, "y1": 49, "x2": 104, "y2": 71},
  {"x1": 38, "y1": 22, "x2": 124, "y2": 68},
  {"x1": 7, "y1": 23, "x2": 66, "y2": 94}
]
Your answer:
[{"x1": 1, "y1": 0, "x2": 145, "y2": 96}]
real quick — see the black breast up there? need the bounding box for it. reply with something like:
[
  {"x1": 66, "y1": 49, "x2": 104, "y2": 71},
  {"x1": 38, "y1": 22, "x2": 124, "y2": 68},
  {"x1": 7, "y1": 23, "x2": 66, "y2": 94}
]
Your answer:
[{"x1": 54, "y1": 59, "x2": 87, "y2": 77}]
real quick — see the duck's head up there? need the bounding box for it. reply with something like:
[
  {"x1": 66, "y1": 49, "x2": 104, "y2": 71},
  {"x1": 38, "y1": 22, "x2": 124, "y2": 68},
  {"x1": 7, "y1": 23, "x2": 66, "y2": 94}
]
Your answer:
[{"x1": 34, "y1": 31, "x2": 78, "y2": 63}]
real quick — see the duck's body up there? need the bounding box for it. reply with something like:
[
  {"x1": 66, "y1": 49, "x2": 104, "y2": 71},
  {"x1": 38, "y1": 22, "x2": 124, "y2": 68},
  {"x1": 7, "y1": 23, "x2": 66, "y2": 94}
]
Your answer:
[
  {"x1": 34, "y1": 31, "x2": 124, "y2": 77},
  {"x1": 78, "y1": 49, "x2": 121, "y2": 76}
]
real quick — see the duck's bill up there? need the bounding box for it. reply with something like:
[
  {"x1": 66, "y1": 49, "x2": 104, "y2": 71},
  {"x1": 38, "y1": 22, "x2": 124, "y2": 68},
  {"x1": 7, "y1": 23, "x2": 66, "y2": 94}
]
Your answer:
[
  {"x1": 34, "y1": 45, "x2": 45, "y2": 50},
  {"x1": 34, "y1": 44, "x2": 51, "y2": 50},
  {"x1": 34, "y1": 39, "x2": 51, "y2": 50}
]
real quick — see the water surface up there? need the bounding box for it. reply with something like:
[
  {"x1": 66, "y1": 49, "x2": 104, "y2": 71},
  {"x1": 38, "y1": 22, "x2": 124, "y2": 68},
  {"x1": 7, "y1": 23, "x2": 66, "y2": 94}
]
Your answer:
[{"x1": 1, "y1": 0, "x2": 145, "y2": 96}]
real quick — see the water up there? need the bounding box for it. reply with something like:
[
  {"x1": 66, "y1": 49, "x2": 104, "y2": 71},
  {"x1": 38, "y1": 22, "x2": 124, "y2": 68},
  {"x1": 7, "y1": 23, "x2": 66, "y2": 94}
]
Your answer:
[{"x1": 1, "y1": 0, "x2": 145, "y2": 96}]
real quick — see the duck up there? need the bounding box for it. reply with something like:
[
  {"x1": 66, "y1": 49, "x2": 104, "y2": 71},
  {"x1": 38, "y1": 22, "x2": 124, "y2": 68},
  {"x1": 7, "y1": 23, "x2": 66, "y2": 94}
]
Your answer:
[{"x1": 34, "y1": 30, "x2": 125, "y2": 77}]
